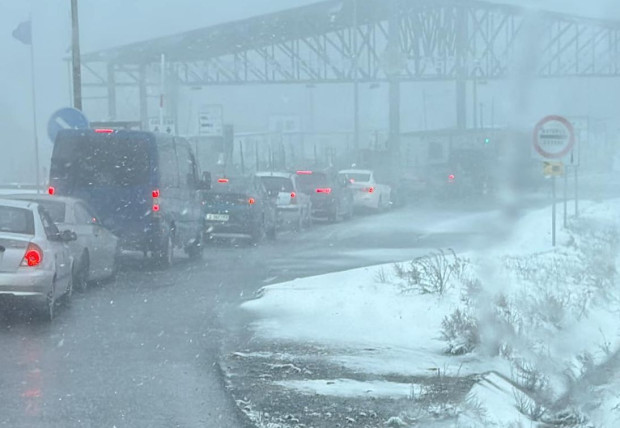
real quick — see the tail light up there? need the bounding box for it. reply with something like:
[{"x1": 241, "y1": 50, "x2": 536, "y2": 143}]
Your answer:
[
  {"x1": 296, "y1": 171, "x2": 313, "y2": 175},
  {"x1": 21, "y1": 243, "x2": 43, "y2": 267},
  {"x1": 290, "y1": 192, "x2": 297, "y2": 204},
  {"x1": 248, "y1": 197, "x2": 256, "y2": 205},
  {"x1": 47, "y1": 186, "x2": 55, "y2": 195},
  {"x1": 152, "y1": 188, "x2": 160, "y2": 212},
  {"x1": 316, "y1": 188, "x2": 332, "y2": 194},
  {"x1": 363, "y1": 187, "x2": 375, "y2": 193},
  {"x1": 217, "y1": 178, "x2": 229, "y2": 183},
  {"x1": 448, "y1": 174, "x2": 456, "y2": 183},
  {"x1": 94, "y1": 129, "x2": 114, "y2": 134}
]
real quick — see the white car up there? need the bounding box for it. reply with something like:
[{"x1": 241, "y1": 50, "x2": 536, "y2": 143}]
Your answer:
[
  {"x1": 338, "y1": 169, "x2": 392, "y2": 211},
  {"x1": 6, "y1": 194, "x2": 120, "y2": 290},
  {"x1": 0, "y1": 199, "x2": 75, "y2": 320},
  {"x1": 256, "y1": 171, "x2": 312, "y2": 230}
]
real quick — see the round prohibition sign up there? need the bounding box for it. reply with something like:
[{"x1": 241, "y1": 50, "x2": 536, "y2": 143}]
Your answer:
[{"x1": 533, "y1": 115, "x2": 575, "y2": 159}]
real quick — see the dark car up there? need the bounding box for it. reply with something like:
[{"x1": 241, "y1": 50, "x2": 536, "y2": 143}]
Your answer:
[
  {"x1": 295, "y1": 169, "x2": 354, "y2": 222},
  {"x1": 203, "y1": 176, "x2": 277, "y2": 244}
]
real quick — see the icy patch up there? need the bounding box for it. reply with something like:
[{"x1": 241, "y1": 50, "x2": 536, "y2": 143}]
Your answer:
[{"x1": 275, "y1": 378, "x2": 422, "y2": 399}]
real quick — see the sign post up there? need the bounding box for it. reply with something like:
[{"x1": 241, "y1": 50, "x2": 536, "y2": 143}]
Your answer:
[{"x1": 533, "y1": 115, "x2": 576, "y2": 246}]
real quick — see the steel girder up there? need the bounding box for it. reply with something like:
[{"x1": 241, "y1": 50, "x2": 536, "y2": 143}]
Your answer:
[
  {"x1": 168, "y1": 3, "x2": 620, "y2": 86},
  {"x1": 81, "y1": 1, "x2": 620, "y2": 90}
]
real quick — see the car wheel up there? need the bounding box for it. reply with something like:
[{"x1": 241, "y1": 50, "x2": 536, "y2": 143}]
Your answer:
[
  {"x1": 43, "y1": 279, "x2": 56, "y2": 321},
  {"x1": 65, "y1": 268, "x2": 74, "y2": 302},
  {"x1": 251, "y1": 218, "x2": 265, "y2": 245},
  {"x1": 156, "y1": 233, "x2": 173, "y2": 267},
  {"x1": 73, "y1": 252, "x2": 89, "y2": 292},
  {"x1": 187, "y1": 236, "x2": 203, "y2": 260}
]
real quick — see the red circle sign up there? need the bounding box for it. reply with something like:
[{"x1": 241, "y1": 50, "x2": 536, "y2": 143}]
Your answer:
[{"x1": 533, "y1": 115, "x2": 575, "y2": 159}]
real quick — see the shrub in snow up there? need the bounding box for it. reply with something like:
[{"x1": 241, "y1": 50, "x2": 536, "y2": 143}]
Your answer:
[
  {"x1": 394, "y1": 249, "x2": 467, "y2": 296},
  {"x1": 441, "y1": 308, "x2": 480, "y2": 355}
]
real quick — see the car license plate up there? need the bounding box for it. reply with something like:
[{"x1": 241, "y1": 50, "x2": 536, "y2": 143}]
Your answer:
[{"x1": 206, "y1": 213, "x2": 229, "y2": 222}]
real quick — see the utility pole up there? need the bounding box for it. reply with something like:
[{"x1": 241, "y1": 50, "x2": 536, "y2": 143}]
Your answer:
[{"x1": 71, "y1": 0, "x2": 82, "y2": 111}]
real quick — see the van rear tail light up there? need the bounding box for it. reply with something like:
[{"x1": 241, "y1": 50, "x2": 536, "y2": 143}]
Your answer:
[
  {"x1": 248, "y1": 198, "x2": 256, "y2": 205},
  {"x1": 152, "y1": 189, "x2": 160, "y2": 213},
  {"x1": 47, "y1": 186, "x2": 55, "y2": 195},
  {"x1": 290, "y1": 192, "x2": 297, "y2": 204},
  {"x1": 316, "y1": 188, "x2": 332, "y2": 194},
  {"x1": 21, "y1": 243, "x2": 43, "y2": 267}
]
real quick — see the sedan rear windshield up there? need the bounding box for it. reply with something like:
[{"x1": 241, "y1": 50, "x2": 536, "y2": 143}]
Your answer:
[
  {"x1": 340, "y1": 172, "x2": 371, "y2": 183},
  {"x1": 0, "y1": 206, "x2": 35, "y2": 235},
  {"x1": 260, "y1": 177, "x2": 294, "y2": 193},
  {"x1": 296, "y1": 173, "x2": 328, "y2": 192}
]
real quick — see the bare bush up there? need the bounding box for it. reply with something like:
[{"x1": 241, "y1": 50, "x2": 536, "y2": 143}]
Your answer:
[
  {"x1": 514, "y1": 390, "x2": 547, "y2": 421},
  {"x1": 511, "y1": 359, "x2": 549, "y2": 394},
  {"x1": 441, "y1": 308, "x2": 480, "y2": 355},
  {"x1": 396, "y1": 249, "x2": 466, "y2": 296}
]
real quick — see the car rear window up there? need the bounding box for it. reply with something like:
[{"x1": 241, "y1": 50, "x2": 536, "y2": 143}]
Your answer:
[
  {"x1": 259, "y1": 177, "x2": 294, "y2": 194},
  {"x1": 211, "y1": 178, "x2": 252, "y2": 194},
  {"x1": 296, "y1": 173, "x2": 328, "y2": 192},
  {"x1": 33, "y1": 201, "x2": 66, "y2": 224},
  {"x1": 340, "y1": 172, "x2": 371, "y2": 183},
  {"x1": 0, "y1": 206, "x2": 35, "y2": 235}
]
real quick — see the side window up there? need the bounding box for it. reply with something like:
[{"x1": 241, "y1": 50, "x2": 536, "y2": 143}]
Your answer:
[
  {"x1": 175, "y1": 140, "x2": 195, "y2": 189},
  {"x1": 158, "y1": 142, "x2": 179, "y2": 189},
  {"x1": 75, "y1": 204, "x2": 96, "y2": 225},
  {"x1": 39, "y1": 208, "x2": 60, "y2": 238}
]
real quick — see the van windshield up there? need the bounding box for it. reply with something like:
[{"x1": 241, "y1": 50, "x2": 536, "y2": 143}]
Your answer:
[{"x1": 52, "y1": 134, "x2": 152, "y2": 187}]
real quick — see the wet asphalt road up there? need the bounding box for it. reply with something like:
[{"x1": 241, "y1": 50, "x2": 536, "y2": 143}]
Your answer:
[{"x1": 0, "y1": 203, "x2": 502, "y2": 428}]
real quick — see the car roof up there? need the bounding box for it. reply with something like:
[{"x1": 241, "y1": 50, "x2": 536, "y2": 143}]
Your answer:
[
  {"x1": 2, "y1": 193, "x2": 77, "y2": 205},
  {"x1": 0, "y1": 198, "x2": 39, "y2": 210},
  {"x1": 339, "y1": 169, "x2": 372, "y2": 174},
  {"x1": 255, "y1": 171, "x2": 293, "y2": 179}
]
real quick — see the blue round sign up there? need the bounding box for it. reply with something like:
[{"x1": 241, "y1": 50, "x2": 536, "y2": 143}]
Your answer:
[{"x1": 47, "y1": 107, "x2": 89, "y2": 143}]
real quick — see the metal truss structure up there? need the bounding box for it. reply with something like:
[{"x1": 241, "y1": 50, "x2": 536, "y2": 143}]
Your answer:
[{"x1": 80, "y1": 0, "x2": 620, "y2": 135}]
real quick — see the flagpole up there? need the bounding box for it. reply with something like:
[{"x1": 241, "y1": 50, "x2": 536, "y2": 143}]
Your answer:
[{"x1": 28, "y1": 15, "x2": 41, "y2": 194}]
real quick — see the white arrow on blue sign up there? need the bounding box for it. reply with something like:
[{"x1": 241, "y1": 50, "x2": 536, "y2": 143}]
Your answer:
[{"x1": 47, "y1": 108, "x2": 89, "y2": 142}]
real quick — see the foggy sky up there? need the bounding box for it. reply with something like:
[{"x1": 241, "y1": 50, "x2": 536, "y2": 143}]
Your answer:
[{"x1": 2, "y1": 0, "x2": 620, "y2": 182}]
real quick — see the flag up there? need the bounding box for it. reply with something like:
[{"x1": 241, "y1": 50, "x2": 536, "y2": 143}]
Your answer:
[{"x1": 12, "y1": 20, "x2": 32, "y2": 45}]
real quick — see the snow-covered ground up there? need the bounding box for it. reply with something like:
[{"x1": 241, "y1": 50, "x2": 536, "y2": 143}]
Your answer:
[{"x1": 241, "y1": 199, "x2": 620, "y2": 426}]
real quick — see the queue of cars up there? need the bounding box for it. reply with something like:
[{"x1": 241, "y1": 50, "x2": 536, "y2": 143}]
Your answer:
[{"x1": 0, "y1": 129, "x2": 394, "y2": 321}]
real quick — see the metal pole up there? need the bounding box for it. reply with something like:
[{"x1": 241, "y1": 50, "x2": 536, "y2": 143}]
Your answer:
[
  {"x1": 455, "y1": 5, "x2": 467, "y2": 130},
  {"x1": 472, "y1": 77, "x2": 478, "y2": 129},
  {"x1": 387, "y1": 0, "x2": 400, "y2": 155},
  {"x1": 563, "y1": 169, "x2": 567, "y2": 228},
  {"x1": 239, "y1": 140, "x2": 245, "y2": 174},
  {"x1": 423, "y1": 89, "x2": 428, "y2": 130},
  {"x1": 107, "y1": 63, "x2": 116, "y2": 120},
  {"x1": 575, "y1": 166, "x2": 579, "y2": 217},
  {"x1": 138, "y1": 64, "x2": 148, "y2": 130},
  {"x1": 159, "y1": 54, "x2": 165, "y2": 130},
  {"x1": 28, "y1": 27, "x2": 41, "y2": 193},
  {"x1": 353, "y1": 0, "x2": 359, "y2": 154},
  {"x1": 70, "y1": 0, "x2": 82, "y2": 111},
  {"x1": 552, "y1": 176, "x2": 556, "y2": 246},
  {"x1": 479, "y1": 102, "x2": 484, "y2": 129}
]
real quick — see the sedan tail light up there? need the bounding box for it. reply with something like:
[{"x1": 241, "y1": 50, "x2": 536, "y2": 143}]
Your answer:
[
  {"x1": 21, "y1": 243, "x2": 43, "y2": 267},
  {"x1": 290, "y1": 192, "x2": 297, "y2": 204},
  {"x1": 316, "y1": 188, "x2": 332, "y2": 194},
  {"x1": 47, "y1": 186, "x2": 55, "y2": 195}
]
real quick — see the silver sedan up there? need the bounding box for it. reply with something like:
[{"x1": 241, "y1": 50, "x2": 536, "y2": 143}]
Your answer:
[
  {"x1": 5, "y1": 194, "x2": 120, "y2": 291},
  {"x1": 0, "y1": 199, "x2": 75, "y2": 320}
]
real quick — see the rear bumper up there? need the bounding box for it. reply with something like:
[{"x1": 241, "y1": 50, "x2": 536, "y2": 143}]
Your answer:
[
  {"x1": 353, "y1": 193, "x2": 379, "y2": 208},
  {"x1": 0, "y1": 270, "x2": 54, "y2": 298},
  {"x1": 277, "y1": 206, "x2": 302, "y2": 224},
  {"x1": 204, "y1": 221, "x2": 257, "y2": 239}
]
